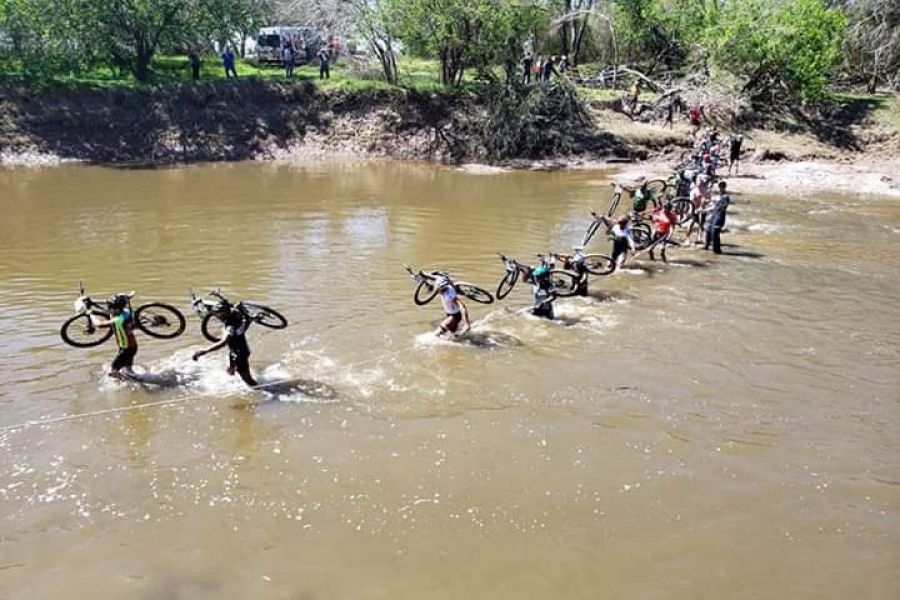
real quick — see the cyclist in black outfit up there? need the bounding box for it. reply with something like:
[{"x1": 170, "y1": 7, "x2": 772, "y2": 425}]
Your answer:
[{"x1": 192, "y1": 307, "x2": 257, "y2": 386}]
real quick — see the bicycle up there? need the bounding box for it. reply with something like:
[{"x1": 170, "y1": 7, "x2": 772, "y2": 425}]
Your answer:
[
  {"x1": 403, "y1": 265, "x2": 494, "y2": 305},
  {"x1": 190, "y1": 290, "x2": 288, "y2": 342},
  {"x1": 582, "y1": 210, "x2": 653, "y2": 250},
  {"x1": 495, "y1": 254, "x2": 580, "y2": 300},
  {"x1": 60, "y1": 283, "x2": 186, "y2": 348},
  {"x1": 551, "y1": 247, "x2": 616, "y2": 278},
  {"x1": 604, "y1": 180, "x2": 668, "y2": 216}
]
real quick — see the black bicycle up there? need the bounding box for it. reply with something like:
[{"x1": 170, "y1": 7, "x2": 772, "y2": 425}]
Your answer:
[
  {"x1": 190, "y1": 290, "x2": 288, "y2": 342},
  {"x1": 495, "y1": 254, "x2": 580, "y2": 300},
  {"x1": 60, "y1": 283, "x2": 186, "y2": 348},
  {"x1": 604, "y1": 180, "x2": 668, "y2": 216},
  {"x1": 582, "y1": 211, "x2": 653, "y2": 250},
  {"x1": 552, "y1": 247, "x2": 616, "y2": 277},
  {"x1": 403, "y1": 265, "x2": 494, "y2": 305}
]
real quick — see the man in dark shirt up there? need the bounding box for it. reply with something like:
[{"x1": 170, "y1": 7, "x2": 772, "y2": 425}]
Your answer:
[
  {"x1": 317, "y1": 46, "x2": 330, "y2": 80},
  {"x1": 193, "y1": 307, "x2": 257, "y2": 386},
  {"x1": 522, "y1": 53, "x2": 533, "y2": 84},
  {"x1": 704, "y1": 181, "x2": 731, "y2": 254}
]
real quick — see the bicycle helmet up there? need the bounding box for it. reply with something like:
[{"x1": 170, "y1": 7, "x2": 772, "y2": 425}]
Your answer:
[
  {"x1": 107, "y1": 294, "x2": 128, "y2": 310},
  {"x1": 532, "y1": 264, "x2": 550, "y2": 279}
]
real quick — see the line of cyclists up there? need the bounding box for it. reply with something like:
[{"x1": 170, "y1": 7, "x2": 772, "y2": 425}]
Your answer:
[
  {"x1": 64, "y1": 128, "x2": 738, "y2": 381},
  {"x1": 415, "y1": 128, "x2": 735, "y2": 335}
]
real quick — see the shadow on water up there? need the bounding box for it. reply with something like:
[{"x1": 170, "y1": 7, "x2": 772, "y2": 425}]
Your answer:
[
  {"x1": 459, "y1": 330, "x2": 524, "y2": 348},
  {"x1": 585, "y1": 289, "x2": 637, "y2": 302},
  {"x1": 256, "y1": 377, "x2": 340, "y2": 400},
  {"x1": 125, "y1": 369, "x2": 198, "y2": 391}
]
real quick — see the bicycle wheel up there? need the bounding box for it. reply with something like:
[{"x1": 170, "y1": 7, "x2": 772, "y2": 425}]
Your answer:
[
  {"x1": 243, "y1": 303, "x2": 288, "y2": 330},
  {"x1": 583, "y1": 253, "x2": 616, "y2": 276},
  {"x1": 672, "y1": 197, "x2": 695, "y2": 225},
  {"x1": 582, "y1": 218, "x2": 604, "y2": 247},
  {"x1": 134, "y1": 302, "x2": 186, "y2": 339},
  {"x1": 201, "y1": 313, "x2": 224, "y2": 342},
  {"x1": 456, "y1": 283, "x2": 494, "y2": 305},
  {"x1": 632, "y1": 224, "x2": 652, "y2": 250},
  {"x1": 605, "y1": 192, "x2": 622, "y2": 216},
  {"x1": 548, "y1": 270, "x2": 580, "y2": 297},
  {"x1": 60, "y1": 312, "x2": 113, "y2": 348},
  {"x1": 646, "y1": 179, "x2": 667, "y2": 203},
  {"x1": 414, "y1": 279, "x2": 439, "y2": 306},
  {"x1": 496, "y1": 270, "x2": 519, "y2": 300}
]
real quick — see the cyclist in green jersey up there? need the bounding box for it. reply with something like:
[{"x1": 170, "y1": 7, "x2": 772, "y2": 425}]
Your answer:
[{"x1": 92, "y1": 294, "x2": 139, "y2": 380}]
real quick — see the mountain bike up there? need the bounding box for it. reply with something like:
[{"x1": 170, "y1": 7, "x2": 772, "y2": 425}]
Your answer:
[
  {"x1": 60, "y1": 283, "x2": 186, "y2": 348},
  {"x1": 582, "y1": 211, "x2": 653, "y2": 250},
  {"x1": 190, "y1": 290, "x2": 288, "y2": 342},
  {"x1": 403, "y1": 265, "x2": 495, "y2": 305},
  {"x1": 604, "y1": 180, "x2": 668, "y2": 216},
  {"x1": 551, "y1": 247, "x2": 616, "y2": 277},
  {"x1": 495, "y1": 254, "x2": 580, "y2": 300}
]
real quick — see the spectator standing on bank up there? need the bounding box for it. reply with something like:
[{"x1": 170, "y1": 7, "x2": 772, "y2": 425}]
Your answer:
[
  {"x1": 522, "y1": 53, "x2": 533, "y2": 84},
  {"x1": 283, "y1": 42, "x2": 295, "y2": 78},
  {"x1": 317, "y1": 46, "x2": 330, "y2": 80},
  {"x1": 221, "y1": 46, "x2": 237, "y2": 78},
  {"x1": 543, "y1": 55, "x2": 557, "y2": 82}
]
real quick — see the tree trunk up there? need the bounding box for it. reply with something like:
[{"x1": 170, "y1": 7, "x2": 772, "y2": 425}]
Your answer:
[{"x1": 133, "y1": 38, "x2": 154, "y2": 82}]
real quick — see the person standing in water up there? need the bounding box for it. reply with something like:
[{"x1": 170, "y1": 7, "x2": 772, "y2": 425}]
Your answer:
[
  {"x1": 704, "y1": 181, "x2": 731, "y2": 254},
  {"x1": 192, "y1": 306, "x2": 257, "y2": 386},
  {"x1": 434, "y1": 276, "x2": 471, "y2": 338}
]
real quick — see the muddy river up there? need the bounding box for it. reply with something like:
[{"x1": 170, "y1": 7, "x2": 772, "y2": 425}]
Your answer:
[{"x1": 0, "y1": 162, "x2": 898, "y2": 599}]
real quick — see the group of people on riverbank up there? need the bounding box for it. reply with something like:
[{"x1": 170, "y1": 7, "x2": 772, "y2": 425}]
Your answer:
[
  {"x1": 522, "y1": 53, "x2": 568, "y2": 84},
  {"x1": 186, "y1": 44, "x2": 332, "y2": 81}
]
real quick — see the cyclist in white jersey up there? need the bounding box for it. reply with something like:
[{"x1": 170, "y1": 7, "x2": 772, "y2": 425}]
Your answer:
[{"x1": 434, "y1": 276, "x2": 470, "y2": 337}]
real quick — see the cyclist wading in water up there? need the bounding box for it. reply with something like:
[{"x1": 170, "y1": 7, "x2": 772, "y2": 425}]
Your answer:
[
  {"x1": 192, "y1": 306, "x2": 257, "y2": 386},
  {"x1": 435, "y1": 276, "x2": 471, "y2": 338},
  {"x1": 91, "y1": 294, "x2": 139, "y2": 380},
  {"x1": 530, "y1": 263, "x2": 557, "y2": 320}
]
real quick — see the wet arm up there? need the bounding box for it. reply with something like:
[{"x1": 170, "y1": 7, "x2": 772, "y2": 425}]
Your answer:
[{"x1": 193, "y1": 337, "x2": 228, "y2": 359}]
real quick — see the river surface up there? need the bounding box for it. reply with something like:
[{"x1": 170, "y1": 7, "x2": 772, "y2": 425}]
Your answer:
[{"x1": 0, "y1": 162, "x2": 898, "y2": 599}]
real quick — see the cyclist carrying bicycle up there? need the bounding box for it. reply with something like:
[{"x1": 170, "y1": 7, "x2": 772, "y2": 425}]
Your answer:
[
  {"x1": 91, "y1": 294, "x2": 139, "y2": 380},
  {"x1": 434, "y1": 276, "x2": 471, "y2": 338},
  {"x1": 192, "y1": 306, "x2": 257, "y2": 387},
  {"x1": 530, "y1": 263, "x2": 557, "y2": 320}
]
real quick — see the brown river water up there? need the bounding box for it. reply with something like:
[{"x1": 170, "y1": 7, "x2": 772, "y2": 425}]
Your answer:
[{"x1": 0, "y1": 162, "x2": 898, "y2": 599}]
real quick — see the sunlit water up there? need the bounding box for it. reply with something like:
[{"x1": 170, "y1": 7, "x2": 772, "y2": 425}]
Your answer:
[{"x1": 0, "y1": 162, "x2": 897, "y2": 599}]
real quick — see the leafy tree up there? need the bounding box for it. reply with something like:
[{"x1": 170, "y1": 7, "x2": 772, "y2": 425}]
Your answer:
[
  {"x1": 705, "y1": 0, "x2": 845, "y2": 102},
  {"x1": 843, "y1": 0, "x2": 900, "y2": 92}
]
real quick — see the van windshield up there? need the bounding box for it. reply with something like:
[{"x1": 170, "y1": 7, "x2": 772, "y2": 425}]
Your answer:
[{"x1": 257, "y1": 35, "x2": 281, "y2": 48}]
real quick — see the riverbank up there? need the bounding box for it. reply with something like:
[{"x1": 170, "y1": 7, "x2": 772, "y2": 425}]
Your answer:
[{"x1": 2, "y1": 79, "x2": 898, "y2": 198}]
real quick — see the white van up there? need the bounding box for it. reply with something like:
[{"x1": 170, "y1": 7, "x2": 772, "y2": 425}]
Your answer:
[{"x1": 255, "y1": 26, "x2": 323, "y2": 65}]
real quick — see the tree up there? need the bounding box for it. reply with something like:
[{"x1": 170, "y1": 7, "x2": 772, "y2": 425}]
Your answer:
[
  {"x1": 345, "y1": 0, "x2": 399, "y2": 84},
  {"x1": 844, "y1": 0, "x2": 900, "y2": 92},
  {"x1": 705, "y1": 0, "x2": 845, "y2": 102}
]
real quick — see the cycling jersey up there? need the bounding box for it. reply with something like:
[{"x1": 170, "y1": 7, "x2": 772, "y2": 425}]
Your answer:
[
  {"x1": 440, "y1": 286, "x2": 461, "y2": 315},
  {"x1": 111, "y1": 310, "x2": 137, "y2": 350}
]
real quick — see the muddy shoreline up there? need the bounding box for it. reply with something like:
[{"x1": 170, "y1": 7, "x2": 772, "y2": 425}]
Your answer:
[{"x1": 2, "y1": 80, "x2": 898, "y2": 197}]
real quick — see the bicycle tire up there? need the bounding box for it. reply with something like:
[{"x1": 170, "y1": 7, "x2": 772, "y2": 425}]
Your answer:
[
  {"x1": 582, "y1": 218, "x2": 604, "y2": 247},
  {"x1": 632, "y1": 224, "x2": 652, "y2": 250},
  {"x1": 646, "y1": 179, "x2": 667, "y2": 202},
  {"x1": 243, "y1": 303, "x2": 288, "y2": 330},
  {"x1": 672, "y1": 197, "x2": 695, "y2": 225},
  {"x1": 583, "y1": 253, "x2": 616, "y2": 276},
  {"x1": 548, "y1": 270, "x2": 580, "y2": 297},
  {"x1": 456, "y1": 283, "x2": 494, "y2": 305},
  {"x1": 496, "y1": 270, "x2": 519, "y2": 300},
  {"x1": 135, "y1": 302, "x2": 186, "y2": 339},
  {"x1": 201, "y1": 313, "x2": 224, "y2": 342},
  {"x1": 414, "y1": 279, "x2": 439, "y2": 306},
  {"x1": 60, "y1": 312, "x2": 113, "y2": 348},
  {"x1": 606, "y1": 192, "x2": 622, "y2": 216}
]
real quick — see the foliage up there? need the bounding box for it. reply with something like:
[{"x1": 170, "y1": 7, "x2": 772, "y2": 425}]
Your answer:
[
  {"x1": 703, "y1": 0, "x2": 846, "y2": 103},
  {"x1": 388, "y1": 0, "x2": 548, "y2": 86}
]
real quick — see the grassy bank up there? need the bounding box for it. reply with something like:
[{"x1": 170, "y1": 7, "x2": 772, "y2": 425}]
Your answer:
[{"x1": 1, "y1": 56, "x2": 897, "y2": 166}]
